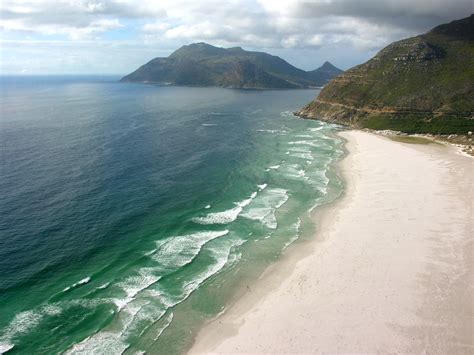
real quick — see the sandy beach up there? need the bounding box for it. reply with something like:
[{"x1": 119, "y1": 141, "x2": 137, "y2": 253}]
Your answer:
[{"x1": 190, "y1": 130, "x2": 473, "y2": 354}]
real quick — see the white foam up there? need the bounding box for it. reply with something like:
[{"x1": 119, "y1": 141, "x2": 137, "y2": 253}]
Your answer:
[
  {"x1": 290, "y1": 152, "x2": 313, "y2": 160},
  {"x1": 0, "y1": 310, "x2": 42, "y2": 348},
  {"x1": 149, "y1": 237, "x2": 246, "y2": 314},
  {"x1": 97, "y1": 282, "x2": 110, "y2": 290},
  {"x1": 114, "y1": 272, "x2": 160, "y2": 311},
  {"x1": 226, "y1": 247, "x2": 244, "y2": 269},
  {"x1": 181, "y1": 238, "x2": 245, "y2": 298},
  {"x1": 145, "y1": 248, "x2": 158, "y2": 256},
  {"x1": 240, "y1": 188, "x2": 289, "y2": 229},
  {"x1": 192, "y1": 205, "x2": 241, "y2": 224},
  {"x1": 152, "y1": 230, "x2": 229, "y2": 269},
  {"x1": 242, "y1": 207, "x2": 277, "y2": 229},
  {"x1": 289, "y1": 147, "x2": 311, "y2": 153},
  {"x1": 273, "y1": 189, "x2": 289, "y2": 209},
  {"x1": 66, "y1": 332, "x2": 129, "y2": 355},
  {"x1": 312, "y1": 169, "x2": 330, "y2": 185},
  {"x1": 153, "y1": 312, "x2": 174, "y2": 341},
  {"x1": 145, "y1": 288, "x2": 176, "y2": 309},
  {"x1": 42, "y1": 304, "x2": 62, "y2": 316},
  {"x1": 66, "y1": 289, "x2": 172, "y2": 354},
  {"x1": 0, "y1": 343, "x2": 14, "y2": 354},
  {"x1": 78, "y1": 277, "x2": 91, "y2": 285},
  {"x1": 309, "y1": 126, "x2": 323, "y2": 131},
  {"x1": 192, "y1": 206, "x2": 241, "y2": 224},
  {"x1": 284, "y1": 218, "x2": 302, "y2": 248},
  {"x1": 295, "y1": 218, "x2": 301, "y2": 232},
  {"x1": 66, "y1": 298, "x2": 167, "y2": 354},
  {"x1": 281, "y1": 164, "x2": 308, "y2": 180},
  {"x1": 1, "y1": 299, "x2": 115, "y2": 354},
  {"x1": 204, "y1": 204, "x2": 211, "y2": 209},
  {"x1": 268, "y1": 165, "x2": 280, "y2": 170},
  {"x1": 257, "y1": 183, "x2": 267, "y2": 191},
  {"x1": 289, "y1": 140, "x2": 319, "y2": 147},
  {"x1": 119, "y1": 301, "x2": 167, "y2": 340},
  {"x1": 63, "y1": 277, "x2": 91, "y2": 292},
  {"x1": 192, "y1": 192, "x2": 258, "y2": 225},
  {"x1": 67, "y1": 298, "x2": 106, "y2": 309}
]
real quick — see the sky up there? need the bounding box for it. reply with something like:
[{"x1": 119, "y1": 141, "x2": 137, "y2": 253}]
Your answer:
[{"x1": 0, "y1": 0, "x2": 472, "y2": 75}]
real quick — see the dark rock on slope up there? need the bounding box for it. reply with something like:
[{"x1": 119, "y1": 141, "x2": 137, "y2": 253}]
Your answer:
[{"x1": 120, "y1": 43, "x2": 342, "y2": 89}]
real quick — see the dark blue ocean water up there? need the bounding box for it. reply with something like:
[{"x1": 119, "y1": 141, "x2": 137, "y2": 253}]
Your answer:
[{"x1": 0, "y1": 76, "x2": 343, "y2": 354}]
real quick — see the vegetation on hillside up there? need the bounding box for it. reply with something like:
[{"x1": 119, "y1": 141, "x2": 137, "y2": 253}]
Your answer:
[{"x1": 297, "y1": 15, "x2": 474, "y2": 134}]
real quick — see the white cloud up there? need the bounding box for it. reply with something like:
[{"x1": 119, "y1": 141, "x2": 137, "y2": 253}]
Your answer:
[
  {"x1": 0, "y1": 0, "x2": 471, "y2": 73},
  {"x1": 2, "y1": 0, "x2": 470, "y2": 46},
  {"x1": 142, "y1": 21, "x2": 171, "y2": 33},
  {"x1": 0, "y1": 16, "x2": 122, "y2": 40}
]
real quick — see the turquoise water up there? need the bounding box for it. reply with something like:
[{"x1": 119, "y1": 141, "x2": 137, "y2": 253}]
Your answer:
[{"x1": 0, "y1": 76, "x2": 344, "y2": 354}]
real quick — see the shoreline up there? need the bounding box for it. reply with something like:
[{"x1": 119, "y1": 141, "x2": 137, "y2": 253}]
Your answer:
[
  {"x1": 294, "y1": 111, "x2": 474, "y2": 157},
  {"x1": 189, "y1": 129, "x2": 473, "y2": 353}
]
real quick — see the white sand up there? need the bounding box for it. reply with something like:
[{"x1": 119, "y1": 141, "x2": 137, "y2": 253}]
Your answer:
[{"x1": 189, "y1": 130, "x2": 473, "y2": 354}]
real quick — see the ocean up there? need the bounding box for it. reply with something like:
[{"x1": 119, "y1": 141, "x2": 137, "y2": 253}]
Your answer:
[{"x1": 0, "y1": 76, "x2": 344, "y2": 354}]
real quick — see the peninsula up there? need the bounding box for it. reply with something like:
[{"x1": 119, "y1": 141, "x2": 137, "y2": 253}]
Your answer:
[{"x1": 120, "y1": 42, "x2": 342, "y2": 89}]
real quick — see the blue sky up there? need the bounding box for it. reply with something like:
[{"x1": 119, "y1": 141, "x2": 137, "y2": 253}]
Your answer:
[{"x1": 0, "y1": 0, "x2": 472, "y2": 75}]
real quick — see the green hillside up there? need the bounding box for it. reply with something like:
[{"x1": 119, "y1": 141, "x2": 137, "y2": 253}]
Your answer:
[{"x1": 297, "y1": 15, "x2": 474, "y2": 134}]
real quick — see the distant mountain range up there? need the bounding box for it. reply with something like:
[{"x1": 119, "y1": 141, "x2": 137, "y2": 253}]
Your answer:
[
  {"x1": 297, "y1": 15, "x2": 474, "y2": 134},
  {"x1": 120, "y1": 43, "x2": 342, "y2": 89}
]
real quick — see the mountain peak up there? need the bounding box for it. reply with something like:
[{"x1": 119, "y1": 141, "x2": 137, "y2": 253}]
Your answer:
[
  {"x1": 307, "y1": 61, "x2": 343, "y2": 83},
  {"x1": 188, "y1": 42, "x2": 216, "y2": 48},
  {"x1": 309, "y1": 61, "x2": 342, "y2": 73},
  {"x1": 320, "y1": 61, "x2": 339, "y2": 70},
  {"x1": 121, "y1": 43, "x2": 342, "y2": 89},
  {"x1": 169, "y1": 42, "x2": 224, "y2": 59}
]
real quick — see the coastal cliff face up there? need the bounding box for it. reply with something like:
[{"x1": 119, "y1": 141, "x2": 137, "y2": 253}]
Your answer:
[
  {"x1": 120, "y1": 43, "x2": 342, "y2": 89},
  {"x1": 297, "y1": 15, "x2": 474, "y2": 134}
]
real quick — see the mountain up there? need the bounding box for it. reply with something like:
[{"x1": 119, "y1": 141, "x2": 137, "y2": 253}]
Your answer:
[
  {"x1": 306, "y1": 61, "x2": 343, "y2": 84},
  {"x1": 120, "y1": 43, "x2": 342, "y2": 89},
  {"x1": 296, "y1": 15, "x2": 474, "y2": 134}
]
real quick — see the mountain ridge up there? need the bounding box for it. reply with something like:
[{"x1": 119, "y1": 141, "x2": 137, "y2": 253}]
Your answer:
[
  {"x1": 296, "y1": 15, "x2": 474, "y2": 134},
  {"x1": 120, "y1": 42, "x2": 343, "y2": 89}
]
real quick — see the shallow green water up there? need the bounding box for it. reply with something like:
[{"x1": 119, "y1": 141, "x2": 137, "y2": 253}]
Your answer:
[{"x1": 0, "y1": 77, "x2": 344, "y2": 354}]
